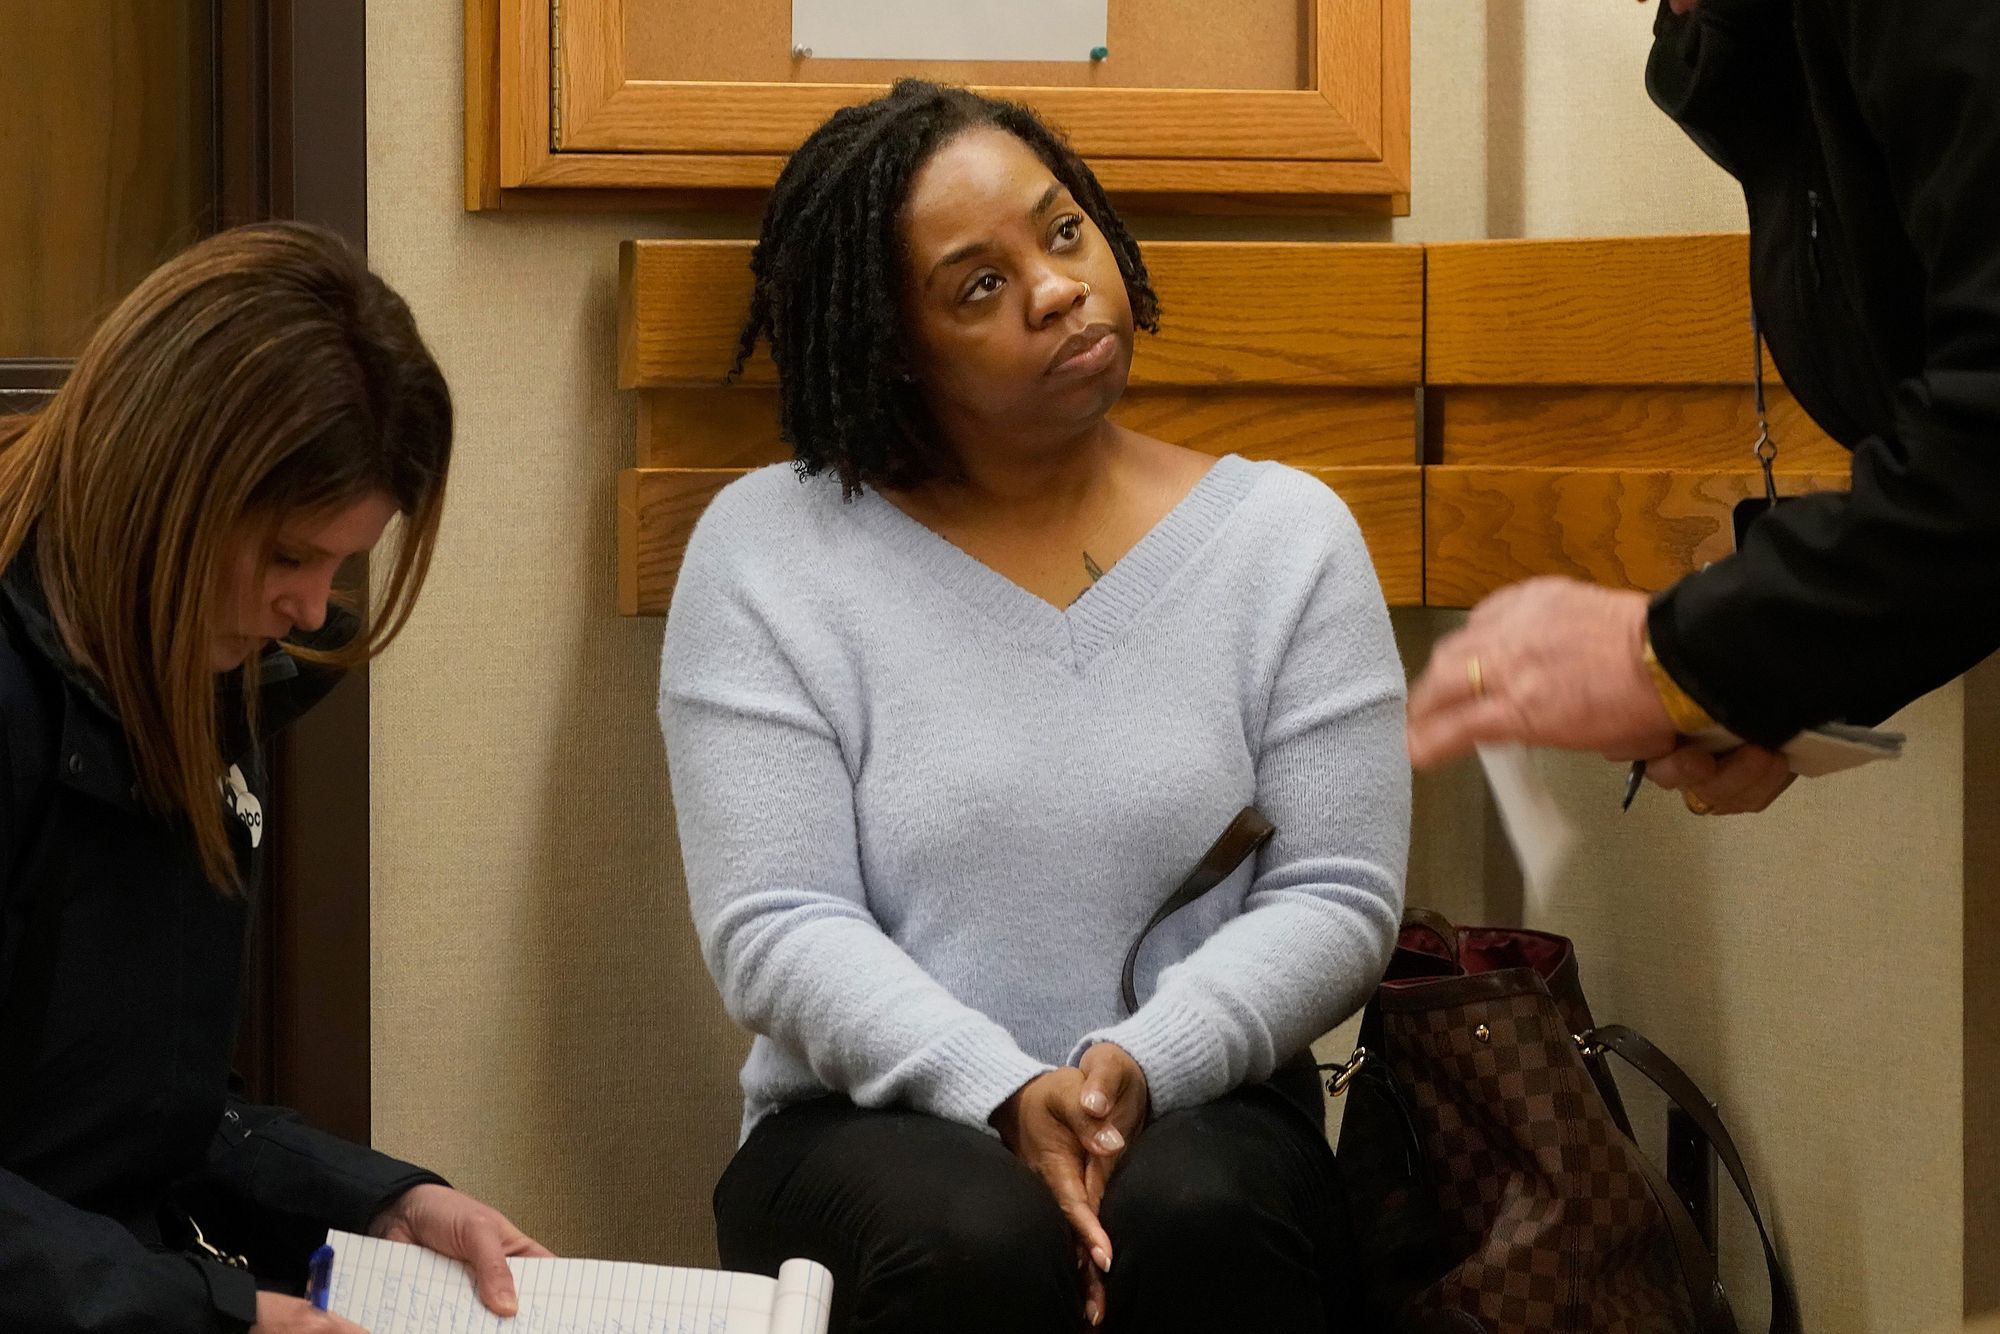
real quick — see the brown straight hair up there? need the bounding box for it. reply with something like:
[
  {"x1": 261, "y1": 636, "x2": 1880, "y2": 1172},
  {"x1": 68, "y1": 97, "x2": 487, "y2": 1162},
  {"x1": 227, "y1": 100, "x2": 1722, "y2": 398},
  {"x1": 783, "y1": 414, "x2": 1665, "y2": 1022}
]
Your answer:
[{"x1": 0, "y1": 222, "x2": 451, "y2": 890}]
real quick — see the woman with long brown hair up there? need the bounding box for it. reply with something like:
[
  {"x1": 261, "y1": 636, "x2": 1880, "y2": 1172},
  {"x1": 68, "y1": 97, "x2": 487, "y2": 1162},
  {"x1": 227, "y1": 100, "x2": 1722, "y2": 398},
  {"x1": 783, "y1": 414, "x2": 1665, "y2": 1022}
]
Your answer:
[{"x1": 0, "y1": 222, "x2": 546, "y2": 1333}]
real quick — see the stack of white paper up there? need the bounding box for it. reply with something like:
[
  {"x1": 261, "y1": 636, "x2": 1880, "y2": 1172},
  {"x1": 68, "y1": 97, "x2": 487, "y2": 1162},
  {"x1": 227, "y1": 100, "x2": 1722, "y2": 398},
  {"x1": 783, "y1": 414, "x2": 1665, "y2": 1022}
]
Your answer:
[{"x1": 324, "y1": 1231, "x2": 833, "y2": 1334}]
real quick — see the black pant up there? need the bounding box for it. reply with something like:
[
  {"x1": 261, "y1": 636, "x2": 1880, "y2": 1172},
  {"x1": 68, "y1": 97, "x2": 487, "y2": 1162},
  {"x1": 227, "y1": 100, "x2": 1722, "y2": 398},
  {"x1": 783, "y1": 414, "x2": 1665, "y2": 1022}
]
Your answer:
[{"x1": 714, "y1": 1077, "x2": 1357, "y2": 1334}]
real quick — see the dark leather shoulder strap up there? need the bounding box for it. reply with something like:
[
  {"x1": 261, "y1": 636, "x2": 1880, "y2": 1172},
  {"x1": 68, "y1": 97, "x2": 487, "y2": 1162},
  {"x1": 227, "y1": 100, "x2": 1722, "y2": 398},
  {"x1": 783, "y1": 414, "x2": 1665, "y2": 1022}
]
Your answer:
[
  {"x1": 1589, "y1": 1024, "x2": 1803, "y2": 1334},
  {"x1": 1400, "y1": 906, "x2": 1462, "y2": 958},
  {"x1": 1120, "y1": 807, "x2": 1275, "y2": 1016}
]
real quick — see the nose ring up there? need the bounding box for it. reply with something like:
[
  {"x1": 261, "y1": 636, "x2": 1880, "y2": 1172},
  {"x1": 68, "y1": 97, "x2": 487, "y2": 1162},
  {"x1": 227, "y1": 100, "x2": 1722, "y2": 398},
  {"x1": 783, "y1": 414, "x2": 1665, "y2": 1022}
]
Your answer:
[{"x1": 1079, "y1": 281, "x2": 1091, "y2": 298}]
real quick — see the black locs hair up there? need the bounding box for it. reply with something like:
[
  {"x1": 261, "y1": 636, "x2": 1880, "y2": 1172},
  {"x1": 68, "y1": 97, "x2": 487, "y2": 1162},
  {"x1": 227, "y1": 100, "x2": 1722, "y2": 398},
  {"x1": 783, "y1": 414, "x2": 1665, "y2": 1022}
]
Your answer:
[{"x1": 732, "y1": 80, "x2": 1160, "y2": 497}]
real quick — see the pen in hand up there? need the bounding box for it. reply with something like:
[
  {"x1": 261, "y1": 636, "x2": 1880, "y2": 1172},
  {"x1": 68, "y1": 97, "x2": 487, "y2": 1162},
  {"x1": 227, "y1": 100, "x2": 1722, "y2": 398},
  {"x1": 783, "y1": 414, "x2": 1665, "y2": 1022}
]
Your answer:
[
  {"x1": 1621, "y1": 760, "x2": 1646, "y2": 811},
  {"x1": 306, "y1": 1243, "x2": 335, "y2": 1311}
]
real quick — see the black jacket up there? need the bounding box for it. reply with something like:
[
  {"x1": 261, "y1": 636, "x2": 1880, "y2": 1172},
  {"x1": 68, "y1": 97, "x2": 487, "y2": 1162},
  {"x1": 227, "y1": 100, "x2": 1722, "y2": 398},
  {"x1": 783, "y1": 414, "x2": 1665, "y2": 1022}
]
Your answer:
[
  {"x1": 0, "y1": 550, "x2": 443, "y2": 1332},
  {"x1": 1644, "y1": 0, "x2": 2000, "y2": 745}
]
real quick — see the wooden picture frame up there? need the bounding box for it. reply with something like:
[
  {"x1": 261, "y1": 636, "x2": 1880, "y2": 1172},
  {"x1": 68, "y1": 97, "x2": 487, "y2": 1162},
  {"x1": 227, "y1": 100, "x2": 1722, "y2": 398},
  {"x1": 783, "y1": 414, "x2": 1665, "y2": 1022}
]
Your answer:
[{"x1": 467, "y1": 0, "x2": 1410, "y2": 209}]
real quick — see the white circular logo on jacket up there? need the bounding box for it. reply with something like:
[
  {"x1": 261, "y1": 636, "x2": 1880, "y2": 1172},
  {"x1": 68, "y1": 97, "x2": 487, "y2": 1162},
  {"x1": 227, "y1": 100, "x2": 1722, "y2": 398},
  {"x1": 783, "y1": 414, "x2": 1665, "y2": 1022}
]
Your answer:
[{"x1": 220, "y1": 763, "x2": 264, "y2": 849}]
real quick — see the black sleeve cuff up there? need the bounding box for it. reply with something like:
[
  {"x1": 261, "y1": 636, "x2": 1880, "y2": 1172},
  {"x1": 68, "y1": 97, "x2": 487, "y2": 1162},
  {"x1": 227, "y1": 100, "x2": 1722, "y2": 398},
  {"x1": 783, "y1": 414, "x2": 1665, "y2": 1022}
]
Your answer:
[
  {"x1": 1647, "y1": 586, "x2": 1796, "y2": 750},
  {"x1": 190, "y1": 1256, "x2": 260, "y2": 1330}
]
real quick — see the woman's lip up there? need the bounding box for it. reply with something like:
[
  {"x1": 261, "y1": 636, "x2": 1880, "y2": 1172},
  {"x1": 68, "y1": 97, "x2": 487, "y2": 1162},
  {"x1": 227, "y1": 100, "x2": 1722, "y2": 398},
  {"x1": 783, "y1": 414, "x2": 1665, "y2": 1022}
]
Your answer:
[{"x1": 1048, "y1": 329, "x2": 1118, "y2": 377}]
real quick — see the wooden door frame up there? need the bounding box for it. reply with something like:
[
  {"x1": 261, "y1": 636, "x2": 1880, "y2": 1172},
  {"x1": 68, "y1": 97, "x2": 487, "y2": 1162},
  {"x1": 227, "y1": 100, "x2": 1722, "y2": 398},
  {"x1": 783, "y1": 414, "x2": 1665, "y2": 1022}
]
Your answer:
[
  {"x1": 0, "y1": 1, "x2": 376, "y2": 1145},
  {"x1": 220, "y1": 0, "x2": 376, "y2": 1147}
]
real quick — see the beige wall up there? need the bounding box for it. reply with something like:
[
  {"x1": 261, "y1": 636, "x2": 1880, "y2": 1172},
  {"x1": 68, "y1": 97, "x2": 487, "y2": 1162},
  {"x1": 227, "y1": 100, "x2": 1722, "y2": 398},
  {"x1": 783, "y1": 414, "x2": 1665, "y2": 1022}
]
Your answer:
[{"x1": 366, "y1": 1, "x2": 1977, "y2": 1325}]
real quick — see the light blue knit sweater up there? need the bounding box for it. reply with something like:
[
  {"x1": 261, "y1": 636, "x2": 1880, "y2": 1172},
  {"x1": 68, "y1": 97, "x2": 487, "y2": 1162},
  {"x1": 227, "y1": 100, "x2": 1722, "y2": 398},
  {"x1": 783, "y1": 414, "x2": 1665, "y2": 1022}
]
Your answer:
[{"x1": 658, "y1": 454, "x2": 1410, "y2": 1139}]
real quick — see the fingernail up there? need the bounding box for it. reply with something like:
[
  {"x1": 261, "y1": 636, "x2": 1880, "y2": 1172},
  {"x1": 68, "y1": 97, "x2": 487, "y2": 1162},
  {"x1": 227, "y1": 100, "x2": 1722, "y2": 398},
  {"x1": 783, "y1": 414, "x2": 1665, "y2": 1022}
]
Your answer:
[
  {"x1": 1082, "y1": 1090, "x2": 1110, "y2": 1116},
  {"x1": 1087, "y1": 1300, "x2": 1103, "y2": 1325},
  {"x1": 1093, "y1": 1247, "x2": 1112, "y2": 1271},
  {"x1": 1093, "y1": 1127, "x2": 1124, "y2": 1153}
]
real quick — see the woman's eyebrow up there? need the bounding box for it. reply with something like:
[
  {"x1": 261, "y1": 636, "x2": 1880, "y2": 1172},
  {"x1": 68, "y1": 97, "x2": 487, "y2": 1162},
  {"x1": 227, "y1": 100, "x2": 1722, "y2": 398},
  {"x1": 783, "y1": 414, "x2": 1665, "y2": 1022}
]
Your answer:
[
  {"x1": 276, "y1": 536, "x2": 339, "y2": 559},
  {"x1": 927, "y1": 183, "x2": 1072, "y2": 286}
]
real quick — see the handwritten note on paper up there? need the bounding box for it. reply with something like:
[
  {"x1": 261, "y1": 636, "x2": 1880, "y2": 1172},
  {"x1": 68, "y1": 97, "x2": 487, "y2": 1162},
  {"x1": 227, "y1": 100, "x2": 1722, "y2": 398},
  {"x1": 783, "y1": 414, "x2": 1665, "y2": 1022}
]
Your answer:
[
  {"x1": 324, "y1": 1231, "x2": 833, "y2": 1334},
  {"x1": 792, "y1": 0, "x2": 1108, "y2": 63}
]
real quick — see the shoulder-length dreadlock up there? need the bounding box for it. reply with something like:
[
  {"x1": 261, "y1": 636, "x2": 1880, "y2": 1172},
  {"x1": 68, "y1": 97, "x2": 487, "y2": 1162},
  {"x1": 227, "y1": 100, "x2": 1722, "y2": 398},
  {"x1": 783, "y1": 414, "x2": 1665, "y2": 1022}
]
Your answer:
[{"x1": 733, "y1": 80, "x2": 1160, "y2": 498}]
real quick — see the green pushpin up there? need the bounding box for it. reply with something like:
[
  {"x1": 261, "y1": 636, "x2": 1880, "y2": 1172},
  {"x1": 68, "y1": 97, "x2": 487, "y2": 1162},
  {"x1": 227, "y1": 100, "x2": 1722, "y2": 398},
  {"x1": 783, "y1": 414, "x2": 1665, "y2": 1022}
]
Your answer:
[{"x1": 1089, "y1": 46, "x2": 1108, "y2": 61}]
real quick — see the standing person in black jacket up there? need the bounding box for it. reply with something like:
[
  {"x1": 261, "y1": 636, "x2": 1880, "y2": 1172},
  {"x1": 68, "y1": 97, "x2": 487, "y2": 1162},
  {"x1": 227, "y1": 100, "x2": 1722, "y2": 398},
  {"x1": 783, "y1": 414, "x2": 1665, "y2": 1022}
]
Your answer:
[
  {"x1": 1406, "y1": 0, "x2": 2000, "y2": 814},
  {"x1": 0, "y1": 223, "x2": 548, "y2": 1332}
]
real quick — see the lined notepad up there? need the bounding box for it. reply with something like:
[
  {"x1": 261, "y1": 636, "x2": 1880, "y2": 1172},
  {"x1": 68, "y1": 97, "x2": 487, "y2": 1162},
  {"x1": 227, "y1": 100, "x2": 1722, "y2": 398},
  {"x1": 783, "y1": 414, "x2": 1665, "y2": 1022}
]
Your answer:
[{"x1": 323, "y1": 1231, "x2": 833, "y2": 1334}]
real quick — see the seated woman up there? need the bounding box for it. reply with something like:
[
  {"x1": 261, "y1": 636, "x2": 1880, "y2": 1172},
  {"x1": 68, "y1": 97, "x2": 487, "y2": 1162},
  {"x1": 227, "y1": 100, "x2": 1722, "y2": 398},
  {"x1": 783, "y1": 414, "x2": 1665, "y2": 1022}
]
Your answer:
[
  {"x1": 659, "y1": 80, "x2": 1408, "y2": 1334},
  {"x1": 0, "y1": 223, "x2": 546, "y2": 1333}
]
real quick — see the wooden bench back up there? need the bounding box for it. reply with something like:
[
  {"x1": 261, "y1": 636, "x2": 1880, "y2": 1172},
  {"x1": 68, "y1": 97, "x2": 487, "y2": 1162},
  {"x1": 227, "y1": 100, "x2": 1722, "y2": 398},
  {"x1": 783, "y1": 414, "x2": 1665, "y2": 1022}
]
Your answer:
[{"x1": 616, "y1": 233, "x2": 1843, "y2": 613}]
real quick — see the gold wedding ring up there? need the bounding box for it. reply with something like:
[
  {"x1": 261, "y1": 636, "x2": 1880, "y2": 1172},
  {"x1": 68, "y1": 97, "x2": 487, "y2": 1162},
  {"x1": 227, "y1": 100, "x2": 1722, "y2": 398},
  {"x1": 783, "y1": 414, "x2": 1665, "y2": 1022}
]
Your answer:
[
  {"x1": 1683, "y1": 791, "x2": 1717, "y2": 816},
  {"x1": 1466, "y1": 654, "x2": 1486, "y2": 700}
]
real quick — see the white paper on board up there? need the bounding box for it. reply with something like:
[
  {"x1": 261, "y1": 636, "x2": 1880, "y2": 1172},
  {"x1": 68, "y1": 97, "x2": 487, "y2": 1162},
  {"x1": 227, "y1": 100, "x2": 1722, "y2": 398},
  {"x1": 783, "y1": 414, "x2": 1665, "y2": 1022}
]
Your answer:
[{"x1": 792, "y1": 0, "x2": 1109, "y2": 63}]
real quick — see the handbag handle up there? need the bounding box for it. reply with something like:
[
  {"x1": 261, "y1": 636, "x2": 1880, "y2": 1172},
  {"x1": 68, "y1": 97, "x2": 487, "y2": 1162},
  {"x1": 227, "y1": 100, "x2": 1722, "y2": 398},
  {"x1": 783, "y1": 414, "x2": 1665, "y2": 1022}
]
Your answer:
[
  {"x1": 1586, "y1": 1024, "x2": 1803, "y2": 1334},
  {"x1": 1400, "y1": 906, "x2": 1462, "y2": 959},
  {"x1": 1119, "y1": 807, "x2": 1274, "y2": 1015}
]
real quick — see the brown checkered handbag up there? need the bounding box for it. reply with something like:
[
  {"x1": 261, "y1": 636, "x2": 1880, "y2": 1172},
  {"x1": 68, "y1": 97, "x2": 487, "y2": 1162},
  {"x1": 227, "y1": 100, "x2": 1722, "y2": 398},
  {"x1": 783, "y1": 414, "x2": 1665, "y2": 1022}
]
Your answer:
[{"x1": 1329, "y1": 910, "x2": 1801, "y2": 1334}]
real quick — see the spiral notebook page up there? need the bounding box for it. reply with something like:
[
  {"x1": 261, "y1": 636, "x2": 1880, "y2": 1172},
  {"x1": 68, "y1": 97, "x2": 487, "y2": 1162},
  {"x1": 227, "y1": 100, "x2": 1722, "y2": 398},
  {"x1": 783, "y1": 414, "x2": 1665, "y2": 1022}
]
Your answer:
[{"x1": 323, "y1": 1231, "x2": 833, "y2": 1334}]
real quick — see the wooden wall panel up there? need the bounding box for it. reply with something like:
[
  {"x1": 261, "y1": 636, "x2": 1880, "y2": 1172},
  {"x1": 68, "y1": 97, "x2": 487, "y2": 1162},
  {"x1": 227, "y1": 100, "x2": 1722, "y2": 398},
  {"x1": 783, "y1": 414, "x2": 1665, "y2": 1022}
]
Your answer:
[
  {"x1": 1425, "y1": 466, "x2": 1849, "y2": 606},
  {"x1": 1430, "y1": 385, "x2": 1846, "y2": 470},
  {"x1": 622, "y1": 463, "x2": 1423, "y2": 614},
  {"x1": 620, "y1": 232, "x2": 1857, "y2": 616},
  {"x1": 619, "y1": 468, "x2": 739, "y2": 615},
  {"x1": 1426, "y1": 234, "x2": 1753, "y2": 387},
  {"x1": 1133, "y1": 243, "x2": 1421, "y2": 386},
  {"x1": 638, "y1": 386, "x2": 1417, "y2": 469},
  {"x1": 618, "y1": 239, "x2": 1423, "y2": 389},
  {"x1": 619, "y1": 242, "x2": 766, "y2": 388}
]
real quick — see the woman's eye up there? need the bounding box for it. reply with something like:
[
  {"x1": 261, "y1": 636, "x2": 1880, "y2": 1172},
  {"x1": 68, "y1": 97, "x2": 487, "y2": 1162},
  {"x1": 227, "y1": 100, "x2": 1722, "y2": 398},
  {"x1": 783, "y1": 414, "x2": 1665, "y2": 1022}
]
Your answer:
[
  {"x1": 272, "y1": 552, "x2": 305, "y2": 570},
  {"x1": 1052, "y1": 214, "x2": 1085, "y2": 248},
  {"x1": 961, "y1": 272, "x2": 1004, "y2": 303}
]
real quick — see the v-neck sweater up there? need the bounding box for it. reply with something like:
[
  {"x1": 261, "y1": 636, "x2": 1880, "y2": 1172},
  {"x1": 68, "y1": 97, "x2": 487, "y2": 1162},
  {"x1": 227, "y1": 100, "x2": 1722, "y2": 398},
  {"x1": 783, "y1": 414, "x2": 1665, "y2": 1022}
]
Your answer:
[{"x1": 658, "y1": 454, "x2": 1410, "y2": 1139}]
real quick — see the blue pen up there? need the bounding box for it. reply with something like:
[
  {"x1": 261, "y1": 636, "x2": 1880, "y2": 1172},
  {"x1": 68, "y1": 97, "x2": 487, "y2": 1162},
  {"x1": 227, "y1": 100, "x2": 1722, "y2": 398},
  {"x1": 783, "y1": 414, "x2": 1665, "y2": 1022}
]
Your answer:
[{"x1": 306, "y1": 1244, "x2": 335, "y2": 1311}]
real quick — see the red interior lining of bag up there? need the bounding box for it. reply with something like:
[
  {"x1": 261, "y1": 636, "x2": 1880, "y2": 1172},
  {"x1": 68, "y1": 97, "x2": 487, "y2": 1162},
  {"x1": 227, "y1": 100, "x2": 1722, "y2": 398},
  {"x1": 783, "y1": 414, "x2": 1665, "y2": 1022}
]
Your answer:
[
  {"x1": 1458, "y1": 929, "x2": 1567, "y2": 979},
  {"x1": 1381, "y1": 925, "x2": 1568, "y2": 987}
]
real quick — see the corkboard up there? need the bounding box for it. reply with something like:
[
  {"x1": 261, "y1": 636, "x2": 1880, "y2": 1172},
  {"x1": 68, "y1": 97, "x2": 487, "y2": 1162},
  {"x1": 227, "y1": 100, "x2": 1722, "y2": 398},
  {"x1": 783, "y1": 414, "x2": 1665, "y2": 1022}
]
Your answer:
[{"x1": 624, "y1": 0, "x2": 1312, "y2": 91}]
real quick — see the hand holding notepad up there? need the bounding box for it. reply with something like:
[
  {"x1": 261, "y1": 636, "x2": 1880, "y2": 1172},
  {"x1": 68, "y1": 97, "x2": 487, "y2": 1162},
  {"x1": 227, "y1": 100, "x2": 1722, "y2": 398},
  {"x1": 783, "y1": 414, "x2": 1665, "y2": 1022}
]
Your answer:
[
  {"x1": 1686, "y1": 720, "x2": 1905, "y2": 779},
  {"x1": 321, "y1": 1231, "x2": 833, "y2": 1333}
]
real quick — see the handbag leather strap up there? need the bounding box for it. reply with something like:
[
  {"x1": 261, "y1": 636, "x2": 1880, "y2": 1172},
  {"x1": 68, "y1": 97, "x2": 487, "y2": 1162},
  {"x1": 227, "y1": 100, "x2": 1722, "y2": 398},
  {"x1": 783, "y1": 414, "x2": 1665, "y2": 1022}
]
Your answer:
[
  {"x1": 1400, "y1": 906, "x2": 1462, "y2": 960},
  {"x1": 1119, "y1": 806, "x2": 1274, "y2": 1016},
  {"x1": 1588, "y1": 1024, "x2": 1803, "y2": 1334}
]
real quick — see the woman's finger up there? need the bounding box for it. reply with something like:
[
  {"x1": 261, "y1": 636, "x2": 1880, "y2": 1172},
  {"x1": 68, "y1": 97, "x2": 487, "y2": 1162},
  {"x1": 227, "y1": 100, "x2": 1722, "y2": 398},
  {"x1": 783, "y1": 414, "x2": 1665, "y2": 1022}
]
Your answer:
[
  {"x1": 1052, "y1": 1081, "x2": 1125, "y2": 1158},
  {"x1": 1077, "y1": 1056, "x2": 1122, "y2": 1122},
  {"x1": 1059, "y1": 1198, "x2": 1113, "y2": 1275},
  {"x1": 1082, "y1": 1255, "x2": 1107, "y2": 1327},
  {"x1": 461, "y1": 1220, "x2": 522, "y2": 1317},
  {"x1": 1084, "y1": 1153, "x2": 1112, "y2": 1216},
  {"x1": 1024, "y1": 1117, "x2": 1112, "y2": 1271}
]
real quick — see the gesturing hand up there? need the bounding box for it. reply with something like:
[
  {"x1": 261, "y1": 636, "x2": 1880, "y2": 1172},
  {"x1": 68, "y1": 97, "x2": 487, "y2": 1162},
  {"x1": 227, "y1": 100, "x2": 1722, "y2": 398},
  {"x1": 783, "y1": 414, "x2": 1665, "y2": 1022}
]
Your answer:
[
  {"x1": 1645, "y1": 739, "x2": 1797, "y2": 815},
  {"x1": 367, "y1": 1183, "x2": 553, "y2": 1317},
  {"x1": 1406, "y1": 578, "x2": 1675, "y2": 770}
]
